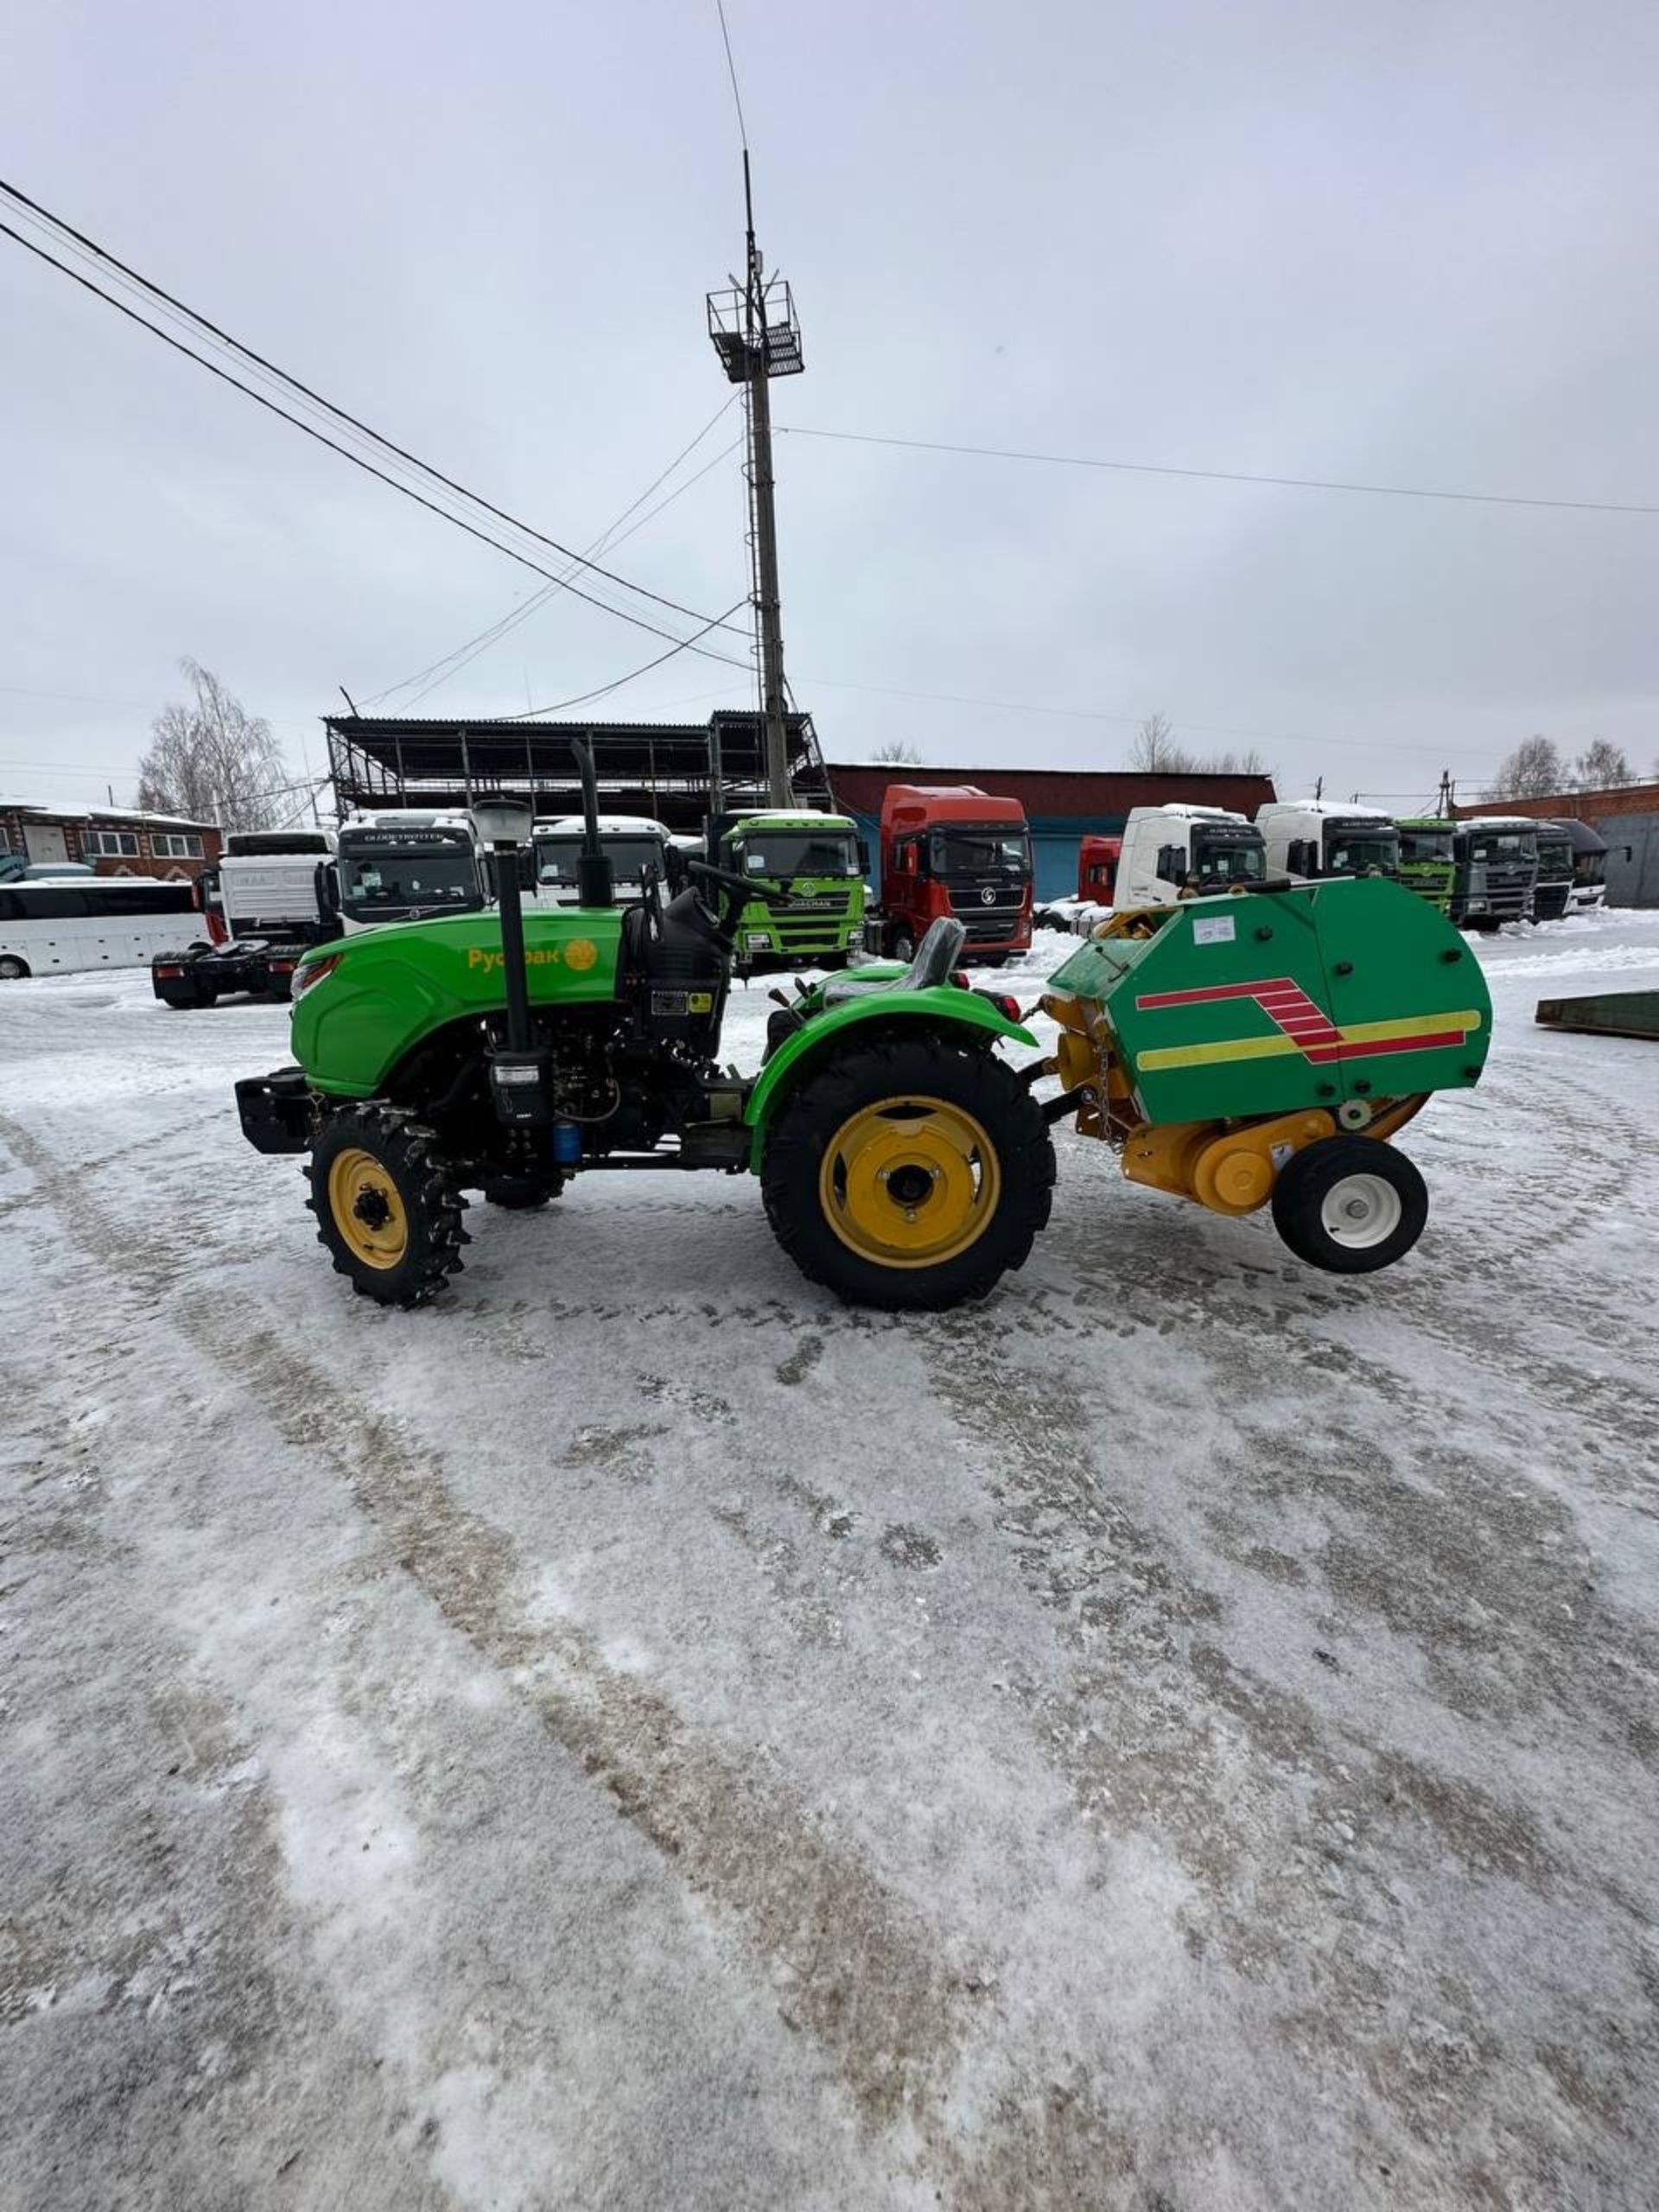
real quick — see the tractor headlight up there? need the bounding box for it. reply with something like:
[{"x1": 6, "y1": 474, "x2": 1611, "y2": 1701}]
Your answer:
[
  {"x1": 847, "y1": 923, "x2": 864, "y2": 949},
  {"x1": 294, "y1": 953, "x2": 341, "y2": 996},
  {"x1": 747, "y1": 931, "x2": 771, "y2": 950}
]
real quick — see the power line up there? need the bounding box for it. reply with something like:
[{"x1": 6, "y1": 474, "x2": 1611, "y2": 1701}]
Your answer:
[
  {"x1": 0, "y1": 180, "x2": 752, "y2": 643},
  {"x1": 0, "y1": 219, "x2": 756, "y2": 677},
  {"x1": 0, "y1": 683, "x2": 315, "y2": 728},
  {"x1": 779, "y1": 424, "x2": 1659, "y2": 518},
  {"x1": 372, "y1": 417, "x2": 745, "y2": 712},
  {"x1": 507, "y1": 598, "x2": 751, "y2": 720},
  {"x1": 393, "y1": 441, "x2": 747, "y2": 709}
]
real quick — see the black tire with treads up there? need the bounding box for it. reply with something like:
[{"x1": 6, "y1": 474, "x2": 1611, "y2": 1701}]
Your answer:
[
  {"x1": 1269, "y1": 1135, "x2": 1428, "y2": 1274},
  {"x1": 760, "y1": 1028, "x2": 1055, "y2": 1310},
  {"x1": 305, "y1": 1103, "x2": 469, "y2": 1307}
]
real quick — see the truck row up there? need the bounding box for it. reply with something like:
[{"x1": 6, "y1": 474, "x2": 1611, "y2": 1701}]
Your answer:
[
  {"x1": 150, "y1": 789, "x2": 1611, "y2": 1009},
  {"x1": 1034, "y1": 801, "x2": 1610, "y2": 938}
]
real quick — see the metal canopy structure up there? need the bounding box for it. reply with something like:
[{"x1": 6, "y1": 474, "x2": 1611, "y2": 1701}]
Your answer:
[{"x1": 323, "y1": 709, "x2": 830, "y2": 834}]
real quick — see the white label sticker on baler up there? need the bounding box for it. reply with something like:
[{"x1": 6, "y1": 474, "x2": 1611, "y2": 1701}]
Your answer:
[{"x1": 1192, "y1": 915, "x2": 1236, "y2": 945}]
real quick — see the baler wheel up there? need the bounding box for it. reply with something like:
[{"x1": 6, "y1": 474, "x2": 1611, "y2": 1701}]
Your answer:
[{"x1": 1269, "y1": 1135, "x2": 1427, "y2": 1274}]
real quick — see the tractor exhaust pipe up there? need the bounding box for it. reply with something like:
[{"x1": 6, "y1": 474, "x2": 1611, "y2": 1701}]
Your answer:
[
  {"x1": 571, "y1": 736, "x2": 614, "y2": 909},
  {"x1": 472, "y1": 796, "x2": 535, "y2": 1053}
]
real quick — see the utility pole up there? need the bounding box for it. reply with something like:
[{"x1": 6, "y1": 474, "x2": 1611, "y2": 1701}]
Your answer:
[
  {"x1": 1436, "y1": 768, "x2": 1456, "y2": 817},
  {"x1": 708, "y1": 154, "x2": 803, "y2": 807}
]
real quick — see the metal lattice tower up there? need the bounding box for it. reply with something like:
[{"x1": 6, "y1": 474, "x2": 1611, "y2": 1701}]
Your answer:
[{"x1": 707, "y1": 155, "x2": 803, "y2": 807}]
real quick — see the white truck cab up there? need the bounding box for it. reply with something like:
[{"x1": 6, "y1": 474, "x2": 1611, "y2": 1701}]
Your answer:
[
  {"x1": 215, "y1": 829, "x2": 339, "y2": 941},
  {"x1": 531, "y1": 814, "x2": 671, "y2": 906},
  {"x1": 335, "y1": 811, "x2": 485, "y2": 931},
  {"x1": 1255, "y1": 800, "x2": 1400, "y2": 880},
  {"x1": 1117, "y1": 804, "x2": 1268, "y2": 906}
]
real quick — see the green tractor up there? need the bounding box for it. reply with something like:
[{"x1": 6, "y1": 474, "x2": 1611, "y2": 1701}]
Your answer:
[
  {"x1": 236, "y1": 745, "x2": 1055, "y2": 1311},
  {"x1": 235, "y1": 748, "x2": 1494, "y2": 1307}
]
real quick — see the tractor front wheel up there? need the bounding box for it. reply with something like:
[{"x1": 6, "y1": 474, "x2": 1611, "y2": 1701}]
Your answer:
[
  {"x1": 1269, "y1": 1136, "x2": 1427, "y2": 1274},
  {"x1": 761, "y1": 1032, "x2": 1055, "y2": 1309},
  {"x1": 307, "y1": 1104, "x2": 468, "y2": 1306}
]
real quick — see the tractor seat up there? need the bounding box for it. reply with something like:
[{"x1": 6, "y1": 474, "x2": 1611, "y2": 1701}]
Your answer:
[{"x1": 821, "y1": 915, "x2": 967, "y2": 1006}]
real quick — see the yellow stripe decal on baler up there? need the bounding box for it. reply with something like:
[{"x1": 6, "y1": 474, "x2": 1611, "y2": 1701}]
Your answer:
[{"x1": 1136, "y1": 984, "x2": 1484, "y2": 1072}]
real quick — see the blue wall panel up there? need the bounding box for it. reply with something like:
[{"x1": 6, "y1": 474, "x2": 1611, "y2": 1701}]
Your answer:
[{"x1": 851, "y1": 810, "x2": 1128, "y2": 901}]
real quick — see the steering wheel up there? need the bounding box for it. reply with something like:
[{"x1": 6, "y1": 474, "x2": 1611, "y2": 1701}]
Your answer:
[{"x1": 688, "y1": 857, "x2": 797, "y2": 907}]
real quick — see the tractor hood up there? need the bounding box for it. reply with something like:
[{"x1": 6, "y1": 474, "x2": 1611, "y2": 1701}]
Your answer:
[{"x1": 293, "y1": 906, "x2": 626, "y2": 1096}]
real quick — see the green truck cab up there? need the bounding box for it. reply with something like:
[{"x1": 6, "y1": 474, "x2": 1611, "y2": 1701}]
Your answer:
[
  {"x1": 708, "y1": 809, "x2": 867, "y2": 970},
  {"x1": 1395, "y1": 817, "x2": 1457, "y2": 913}
]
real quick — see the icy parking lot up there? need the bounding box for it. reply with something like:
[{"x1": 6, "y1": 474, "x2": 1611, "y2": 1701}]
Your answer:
[{"x1": 3, "y1": 912, "x2": 1657, "y2": 2211}]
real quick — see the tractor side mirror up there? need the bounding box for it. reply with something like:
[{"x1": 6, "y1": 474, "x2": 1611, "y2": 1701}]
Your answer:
[
  {"x1": 856, "y1": 836, "x2": 871, "y2": 875},
  {"x1": 316, "y1": 861, "x2": 340, "y2": 917}
]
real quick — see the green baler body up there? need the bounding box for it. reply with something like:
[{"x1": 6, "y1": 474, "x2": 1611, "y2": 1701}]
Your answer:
[{"x1": 1046, "y1": 878, "x2": 1491, "y2": 1124}]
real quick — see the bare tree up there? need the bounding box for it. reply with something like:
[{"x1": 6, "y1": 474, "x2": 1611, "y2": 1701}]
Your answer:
[
  {"x1": 1129, "y1": 710, "x2": 1194, "y2": 774},
  {"x1": 1129, "y1": 715, "x2": 1272, "y2": 778},
  {"x1": 868, "y1": 739, "x2": 924, "y2": 766},
  {"x1": 1572, "y1": 737, "x2": 1632, "y2": 791},
  {"x1": 1490, "y1": 735, "x2": 1566, "y2": 799},
  {"x1": 137, "y1": 659, "x2": 290, "y2": 831}
]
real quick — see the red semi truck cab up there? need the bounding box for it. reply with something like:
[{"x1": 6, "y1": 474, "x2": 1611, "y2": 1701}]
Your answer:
[
  {"x1": 875, "y1": 785, "x2": 1033, "y2": 964},
  {"x1": 1077, "y1": 834, "x2": 1122, "y2": 905}
]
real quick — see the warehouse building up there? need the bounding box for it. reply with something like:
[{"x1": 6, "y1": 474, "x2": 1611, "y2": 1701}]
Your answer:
[
  {"x1": 325, "y1": 709, "x2": 830, "y2": 830},
  {"x1": 824, "y1": 765, "x2": 1278, "y2": 900},
  {"x1": 1456, "y1": 783, "x2": 1659, "y2": 906}
]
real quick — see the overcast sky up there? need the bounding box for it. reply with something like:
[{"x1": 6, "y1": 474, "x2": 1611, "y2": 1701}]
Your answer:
[{"x1": 3, "y1": 0, "x2": 1656, "y2": 817}]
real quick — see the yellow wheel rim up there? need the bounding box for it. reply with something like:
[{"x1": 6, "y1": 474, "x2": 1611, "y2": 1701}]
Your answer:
[
  {"x1": 327, "y1": 1147, "x2": 409, "y2": 1270},
  {"x1": 817, "y1": 1094, "x2": 1001, "y2": 1270}
]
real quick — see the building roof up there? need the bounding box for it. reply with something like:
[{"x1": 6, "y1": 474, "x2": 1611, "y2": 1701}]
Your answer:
[
  {"x1": 323, "y1": 710, "x2": 831, "y2": 834},
  {"x1": 0, "y1": 799, "x2": 217, "y2": 830},
  {"x1": 825, "y1": 763, "x2": 1278, "y2": 821},
  {"x1": 1454, "y1": 784, "x2": 1659, "y2": 823}
]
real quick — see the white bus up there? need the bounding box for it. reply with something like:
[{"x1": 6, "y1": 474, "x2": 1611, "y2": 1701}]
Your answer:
[{"x1": 0, "y1": 875, "x2": 199, "y2": 980}]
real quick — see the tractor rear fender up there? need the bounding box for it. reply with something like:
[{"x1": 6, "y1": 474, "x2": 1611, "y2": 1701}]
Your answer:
[{"x1": 742, "y1": 989, "x2": 1038, "y2": 1171}]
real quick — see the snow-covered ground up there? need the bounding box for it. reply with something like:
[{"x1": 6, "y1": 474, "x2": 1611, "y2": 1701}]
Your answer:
[{"x1": 3, "y1": 911, "x2": 1657, "y2": 2210}]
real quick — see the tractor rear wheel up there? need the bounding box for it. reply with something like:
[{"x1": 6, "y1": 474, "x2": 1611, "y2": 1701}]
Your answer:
[
  {"x1": 1269, "y1": 1135, "x2": 1427, "y2": 1274},
  {"x1": 307, "y1": 1103, "x2": 468, "y2": 1306},
  {"x1": 761, "y1": 1031, "x2": 1055, "y2": 1309}
]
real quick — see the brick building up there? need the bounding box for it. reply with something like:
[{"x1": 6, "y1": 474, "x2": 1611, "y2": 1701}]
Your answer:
[
  {"x1": 1455, "y1": 783, "x2": 1659, "y2": 907},
  {"x1": 0, "y1": 801, "x2": 221, "y2": 883}
]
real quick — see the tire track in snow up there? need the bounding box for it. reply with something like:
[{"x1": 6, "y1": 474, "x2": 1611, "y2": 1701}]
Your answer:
[
  {"x1": 0, "y1": 1112, "x2": 965, "y2": 2147},
  {"x1": 915, "y1": 1306, "x2": 1659, "y2": 2208}
]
